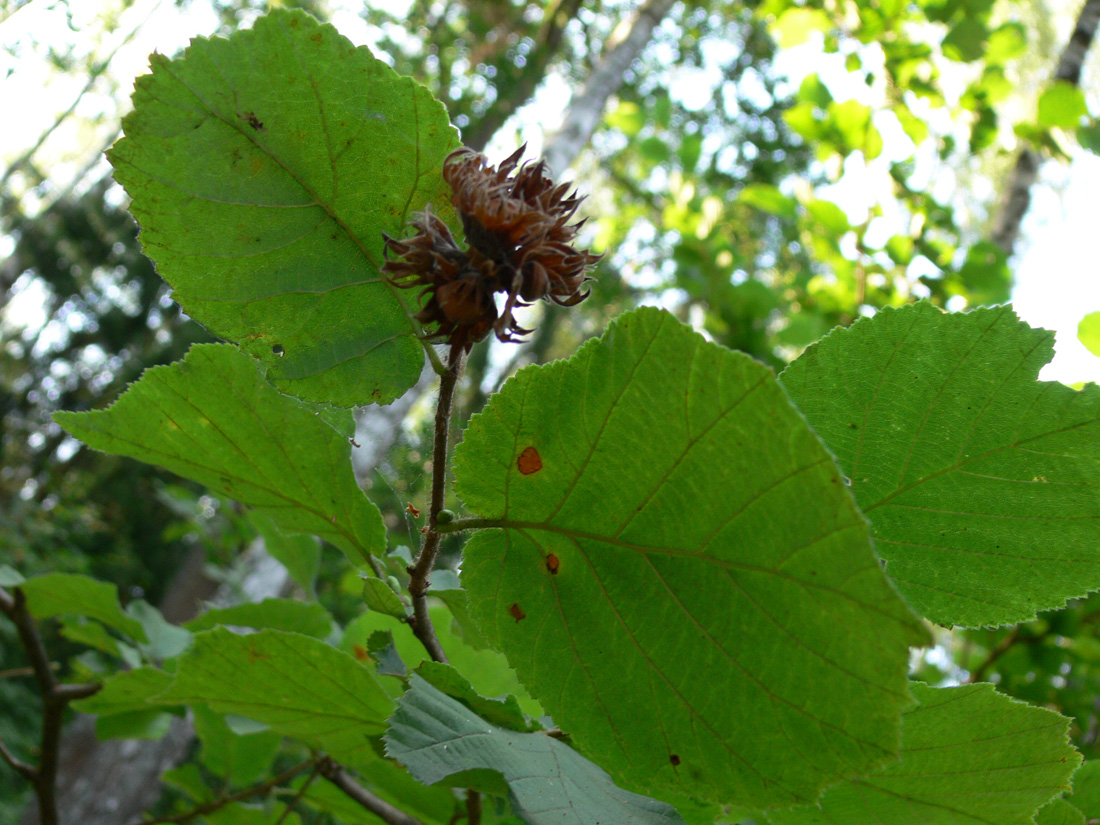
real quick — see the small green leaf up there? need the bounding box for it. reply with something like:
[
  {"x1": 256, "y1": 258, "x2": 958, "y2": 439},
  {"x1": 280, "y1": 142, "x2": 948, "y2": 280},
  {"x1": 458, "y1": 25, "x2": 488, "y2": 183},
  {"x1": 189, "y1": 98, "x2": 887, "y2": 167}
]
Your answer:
[
  {"x1": 1039, "y1": 83, "x2": 1088, "y2": 129},
  {"x1": 1066, "y1": 761, "x2": 1100, "y2": 818},
  {"x1": 361, "y1": 572, "x2": 407, "y2": 618},
  {"x1": 766, "y1": 683, "x2": 1080, "y2": 825},
  {"x1": 942, "y1": 18, "x2": 990, "y2": 62},
  {"x1": 126, "y1": 600, "x2": 193, "y2": 660},
  {"x1": 110, "y1": 10, "x2": 462, "y2": 406},
  {"x1": 20, "y1": 573, "x2": 147, "y2": 642},
  {"x1": 158, "y1": 628, "x2": 392, "y2": 764},
  {"x1": 54, "y1": 344, "x2": 385, "y2": 565},
  {"x1": 251, "y1": 511, "x2": 321, "y2": 594},
  {"x1": 454, "y1": 307, "x2": 926, "y2": 806},
  {"x1": 59, "y1": 617, "x2": 124, "y2": 657},
  {"x1": 781, "y1": 302, "x2": 1100, "y2": 627},
  {"x1": 0, "y1": 565, "x2": 24, "y2": 586},
  {"x1": 185, "y1": 599, "x2": 333, "y2": 638},
  {"x1": 1078, "y1": 311, "x2": 1100, "y2": 357},
  {"x1": 415, "y1": 660, "x2": 532, "y2": 732},
  {"x1": 385, "y1": 675, "x2": 686, "y2": 825},
  {"x1": 1036, "y1": 799, "x2": 1086, "y2": 825}
]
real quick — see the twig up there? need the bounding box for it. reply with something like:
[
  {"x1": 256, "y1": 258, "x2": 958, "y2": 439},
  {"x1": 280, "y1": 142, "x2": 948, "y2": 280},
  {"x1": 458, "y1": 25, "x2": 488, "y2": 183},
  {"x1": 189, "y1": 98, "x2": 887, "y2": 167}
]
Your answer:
[
  {"x1": 966, "y1": 626, "x2": 1023, "y2": 684},
  {"x1": 466, "y1": 789, "x2": 482, "y2": 825},
  {"x1": 0, "y1": 736, "x2": 36, "y2": 781},
  {"x1": 0, "y1": 665, "x2": 40, "y2": 679},
  {"x1": 318, "y1": 757, "x2": 425, "y2": 825},
  {"x1": 274, "y1": 761, "x2": 320, "y2": 825},
  {"x1": 132, "y1": 759, "x2": 313, "y2": 825},
  {"x1": 0, "y1": 586, "x2": 103, "y2": 825},
  {"x1": 406, "y1": 343, "x2": 464, "y2": 664}
]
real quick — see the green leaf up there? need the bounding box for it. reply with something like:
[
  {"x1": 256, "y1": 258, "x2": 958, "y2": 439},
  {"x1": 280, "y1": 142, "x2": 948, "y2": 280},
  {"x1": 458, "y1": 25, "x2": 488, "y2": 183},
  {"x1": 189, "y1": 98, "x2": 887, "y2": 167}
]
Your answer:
[
  {"x1": 192, "y1": 704, "x2": 282, "y2": 786},
  {"x1": 453, "y1": 307, "x2": 926, "y2": 806},
  {"x1": 73, "y1": 667, "x2": 176, "y2": 715},
  {"x1": 126, "y1": 600, "x2": 193, "y2": 659},
  {"x1": 415, "y1": 660, "x2": 532, "y2": 732},
  {"x1": 739, "y1": 183, "x2": 798, "y2": 219},
  {"x1": 1066, "y1": 760, "x2": 1100, "y2": 818},
  {"x1": 341, "y1": 603, "x2": 543, "y2": 719},
  {"x1": 54, "y1": 344, "x2": 385, "y2": 566},
  {"x1": 771, "y1": 8, "x2": 832, "y2": 48},
  {"x1": 1078, "y1": 311, "x2": 1100, "y2": 357},
  {"x1": 20, "y1": 573, "x2": 147, "y2": 642},
  {"x1": 1038, "y1": 83, "x2": 1088, "y2": 130},
  {"x1": 95, "y1": 709, "x2": 175, "y2": 741},
  {"x1": 1037, "y1": 799, "x2": 1086, "y2": 825},
  {"x1": 158, "y1": 627, "x2": 392, "y2": 763},
  {"x1": 766, "y1": 683, "x2": 1080, "y2": 825},
  {"x1": 780, "y1": 302, "x2": 1100, "y2": 627},
  {"x1": 942, "y1": 18, "x2": 990, "y2": 62},
  {"x1": 185, "y1": 599, "x2": 333, "y2": 638},
  {"x1": 59, "y1": 617, "x2": 125, "y2": 657},
  {"x1": 109, "y1": 9, "x2": 461, "y2": 407},
  {"x1": 385, "y1": 675, "x2": 686, "y2": 825},
  {"x1": 251, "y1": 511, "x2": 321, "y2": 594},
  {"x1": 361, "y1": 572, "x2": 407, "y2": 618},
  {"x1": 0, "y1": 565, "x2": 24, "y2": 586}
]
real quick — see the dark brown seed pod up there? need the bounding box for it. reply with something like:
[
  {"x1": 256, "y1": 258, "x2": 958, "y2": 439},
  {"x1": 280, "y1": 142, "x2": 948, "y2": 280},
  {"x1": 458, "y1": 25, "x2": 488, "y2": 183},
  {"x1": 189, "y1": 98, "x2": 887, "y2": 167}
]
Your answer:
[{"x1": 381, "y1": 146, "x2": 600, "y2": 351}]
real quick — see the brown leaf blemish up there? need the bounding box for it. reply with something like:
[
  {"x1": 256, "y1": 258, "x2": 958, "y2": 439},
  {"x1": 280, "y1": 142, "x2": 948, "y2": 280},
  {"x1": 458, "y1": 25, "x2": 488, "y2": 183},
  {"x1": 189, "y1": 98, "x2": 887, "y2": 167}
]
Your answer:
[
  {"x1": 244, "y1": 111, "x2": 263, "y2": 130},
  {"x1": 546, "y1": 553, "x2": 560, "y2": 574},
  {"x1": 509, "y1": 602, "x2": 526, "y2": 623},
  {"x1": 518, "y1": 446, "x2": 542, "y2": 475},
  {"x1": 669, "y1": 754, "x2": 681, "y2": 766}
]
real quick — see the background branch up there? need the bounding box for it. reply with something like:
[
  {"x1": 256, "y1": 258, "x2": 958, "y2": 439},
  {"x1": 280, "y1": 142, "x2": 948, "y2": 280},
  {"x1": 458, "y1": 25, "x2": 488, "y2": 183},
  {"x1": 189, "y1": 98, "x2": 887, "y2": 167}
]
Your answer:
[{"x1": 318, "y1": 758, "x2": 425, "y2": 825}]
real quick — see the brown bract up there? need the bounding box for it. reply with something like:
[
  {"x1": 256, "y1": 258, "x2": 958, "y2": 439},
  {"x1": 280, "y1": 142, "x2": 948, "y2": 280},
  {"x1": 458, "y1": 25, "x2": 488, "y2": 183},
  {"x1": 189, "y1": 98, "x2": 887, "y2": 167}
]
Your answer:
[{"x1": 382, "y1": 145, "x2": 601, "y2": 352}]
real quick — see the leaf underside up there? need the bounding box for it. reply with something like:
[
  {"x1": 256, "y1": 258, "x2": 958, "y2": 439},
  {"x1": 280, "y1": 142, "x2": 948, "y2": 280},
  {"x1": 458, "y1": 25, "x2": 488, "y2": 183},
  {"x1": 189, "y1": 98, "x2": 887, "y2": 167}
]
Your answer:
[
  {"x1": 781, "y1": 302, "x2": 1100, "y2": 627},
  {"x1": 454, "y1": 307, "x2": 927, "y2": 808},
  {"x1": 110, "y1": 9, "x2": 461, "y2": 406},
  {"x1": 385, "y1": 674, "x2": 686, "y2": 825}
]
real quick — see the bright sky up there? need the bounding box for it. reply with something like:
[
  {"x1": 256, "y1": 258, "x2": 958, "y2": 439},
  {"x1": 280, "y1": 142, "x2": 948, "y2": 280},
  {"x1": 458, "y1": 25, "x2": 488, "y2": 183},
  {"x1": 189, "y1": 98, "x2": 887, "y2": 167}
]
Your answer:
[{"x1": 2, "y1": 0, "x2": 1098, "y2": 384}]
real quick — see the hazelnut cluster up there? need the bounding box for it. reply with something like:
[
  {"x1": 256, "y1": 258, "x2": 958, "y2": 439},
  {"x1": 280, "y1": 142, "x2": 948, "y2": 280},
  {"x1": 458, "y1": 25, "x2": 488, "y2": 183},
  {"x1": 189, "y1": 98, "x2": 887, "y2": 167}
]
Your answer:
[{"x1": 382, "y1": 146, "x2": 600, "y2": 352}]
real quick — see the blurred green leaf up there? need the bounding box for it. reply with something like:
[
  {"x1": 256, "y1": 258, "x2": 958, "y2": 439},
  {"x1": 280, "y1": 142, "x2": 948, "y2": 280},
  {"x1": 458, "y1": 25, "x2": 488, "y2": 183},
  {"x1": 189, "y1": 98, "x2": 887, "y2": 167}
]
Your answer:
[{"x1": 1039, "y1": 83, "x2": 1089, "y2": 129}]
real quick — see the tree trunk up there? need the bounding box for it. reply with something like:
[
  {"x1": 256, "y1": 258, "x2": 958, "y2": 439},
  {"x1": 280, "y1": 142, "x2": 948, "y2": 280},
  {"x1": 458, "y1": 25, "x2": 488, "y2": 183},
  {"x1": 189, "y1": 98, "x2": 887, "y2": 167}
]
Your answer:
[
  {"x1": 992, "y1": 0, "x2": 1100, "y2": 256},
  {"x1": 541, "y1": 0, "x2": 677, "y2": 176}
]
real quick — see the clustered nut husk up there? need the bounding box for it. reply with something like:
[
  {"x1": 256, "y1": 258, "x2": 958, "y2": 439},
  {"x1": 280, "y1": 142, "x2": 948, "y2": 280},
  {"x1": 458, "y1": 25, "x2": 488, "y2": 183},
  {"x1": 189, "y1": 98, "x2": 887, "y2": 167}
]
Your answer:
[{"x1": 382, "y1": 145, "x2": 601, "y2": 352}]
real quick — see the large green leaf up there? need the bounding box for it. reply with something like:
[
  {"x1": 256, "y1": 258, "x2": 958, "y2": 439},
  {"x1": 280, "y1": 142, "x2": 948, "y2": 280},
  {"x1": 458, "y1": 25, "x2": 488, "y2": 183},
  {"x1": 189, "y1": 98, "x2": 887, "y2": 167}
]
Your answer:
[
  {"x1": 110, "y1": 9, "x2": 461, "y2": 406},
  {"x1": 54, "y1": 344, "x2": 384, "y2": 565},
  {"x1": 1066, "y1": 760, "x2": 1100, "y2": 819},
  {"x1": 385, "y1": 674, "x2": 686, "y2": 825},
  {"x1": 780, "y1": 302, "x2": 1100, "y2": 627},
  {"x1": 452, "y1": 307, "x2": 927, "y2": 807},
  {"x1": 158, "y1": 628, "x2": 392, "y2": 764},
  {"x1": 766, "y1": 682, "x2": 1080, "y2": 825}
]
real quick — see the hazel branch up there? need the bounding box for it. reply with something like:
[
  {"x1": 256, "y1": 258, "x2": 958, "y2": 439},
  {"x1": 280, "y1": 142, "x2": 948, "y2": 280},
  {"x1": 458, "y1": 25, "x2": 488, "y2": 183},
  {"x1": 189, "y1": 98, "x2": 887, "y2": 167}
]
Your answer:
[
  {"x1": 406, "y1": 343, "x2": 463, "y2": 663},
  {"x1": 131, "y1": 758, "x2": 313, "y2": 825},
  {"x1": 0, "y1": 585, "x2": 103, "y2": 825},
  {"x1": 318, "y1": 757, "x2": 425, "y2": 825}
]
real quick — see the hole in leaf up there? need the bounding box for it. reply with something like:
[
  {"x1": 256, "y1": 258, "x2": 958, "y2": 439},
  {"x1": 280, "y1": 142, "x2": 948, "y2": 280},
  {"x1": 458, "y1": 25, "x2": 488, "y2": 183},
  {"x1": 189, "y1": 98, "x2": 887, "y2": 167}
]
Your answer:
[
  {"x1": 272, "y1": 344, "x2": 285, "y2": 357},
  {"x1": 509, "y1": 602, "x2": 526, "y2": 623},
  {"x1": 517, "y1": 446, "x2": 542, "y2": 475}
]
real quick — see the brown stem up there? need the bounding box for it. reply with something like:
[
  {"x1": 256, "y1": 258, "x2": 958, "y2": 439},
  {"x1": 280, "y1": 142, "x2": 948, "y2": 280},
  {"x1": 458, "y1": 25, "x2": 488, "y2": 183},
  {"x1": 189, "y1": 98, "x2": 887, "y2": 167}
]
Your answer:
[
  {"x1": 1, "y1": 586, "x2": 105, "y2": 825},
  {"x1": 132, "y1": 758, "x2": 313, "y2": 825},
  {"x1": 406, "y1": 344, "x2": 464, "y2": 664},
  {"x1": 966, "y1": 627, "x2": 1022, "y2": 684},
  {"x1": 274, "y1": 762, "x2": 320, "y2": 825},
  {"x1": 466, "y1": 789, "x2": 482, "y2": 825},
  {"x1": 318, "y1": 757, "x2": 425, "y2": 825}
]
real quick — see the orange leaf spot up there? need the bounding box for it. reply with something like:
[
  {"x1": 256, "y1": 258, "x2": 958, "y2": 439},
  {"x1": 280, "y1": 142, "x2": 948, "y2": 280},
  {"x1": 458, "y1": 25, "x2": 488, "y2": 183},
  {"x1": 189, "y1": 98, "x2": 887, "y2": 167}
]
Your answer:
[
  {"x1": 518, "y1": 446, "x2": 542, "y2": 475},
  {"x1": 405, "y1": 502, "x2": 421, "y2": 518},
  {"x1": 352, "y1": 644, "x2": 370, "y2": 662},
  {"x1": 509, "y1": 602, "x2": 526, "y2": 623},
  {"x1": 546, "y1": 553, "x2": 560, "y2": 574}
]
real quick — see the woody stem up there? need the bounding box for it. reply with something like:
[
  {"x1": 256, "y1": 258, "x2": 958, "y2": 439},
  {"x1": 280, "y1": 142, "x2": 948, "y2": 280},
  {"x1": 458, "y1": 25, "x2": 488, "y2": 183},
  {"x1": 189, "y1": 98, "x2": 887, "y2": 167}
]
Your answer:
[{"x1": 406, "y1": 343, "x2": 464, "y2": 663}]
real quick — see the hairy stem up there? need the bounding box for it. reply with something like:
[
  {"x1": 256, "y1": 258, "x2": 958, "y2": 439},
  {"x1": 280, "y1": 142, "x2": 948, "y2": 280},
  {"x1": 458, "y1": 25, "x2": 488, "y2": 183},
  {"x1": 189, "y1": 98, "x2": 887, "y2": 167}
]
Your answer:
[{"x1": 406, "y1": 343, "x2": 464, "y2": 663}]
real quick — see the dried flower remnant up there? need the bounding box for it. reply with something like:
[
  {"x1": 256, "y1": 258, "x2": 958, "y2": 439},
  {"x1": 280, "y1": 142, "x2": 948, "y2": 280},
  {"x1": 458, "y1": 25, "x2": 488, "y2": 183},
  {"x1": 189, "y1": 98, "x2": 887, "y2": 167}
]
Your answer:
[{"x1": 382, "y1": 146, "x2": 601, "y2": 351}]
